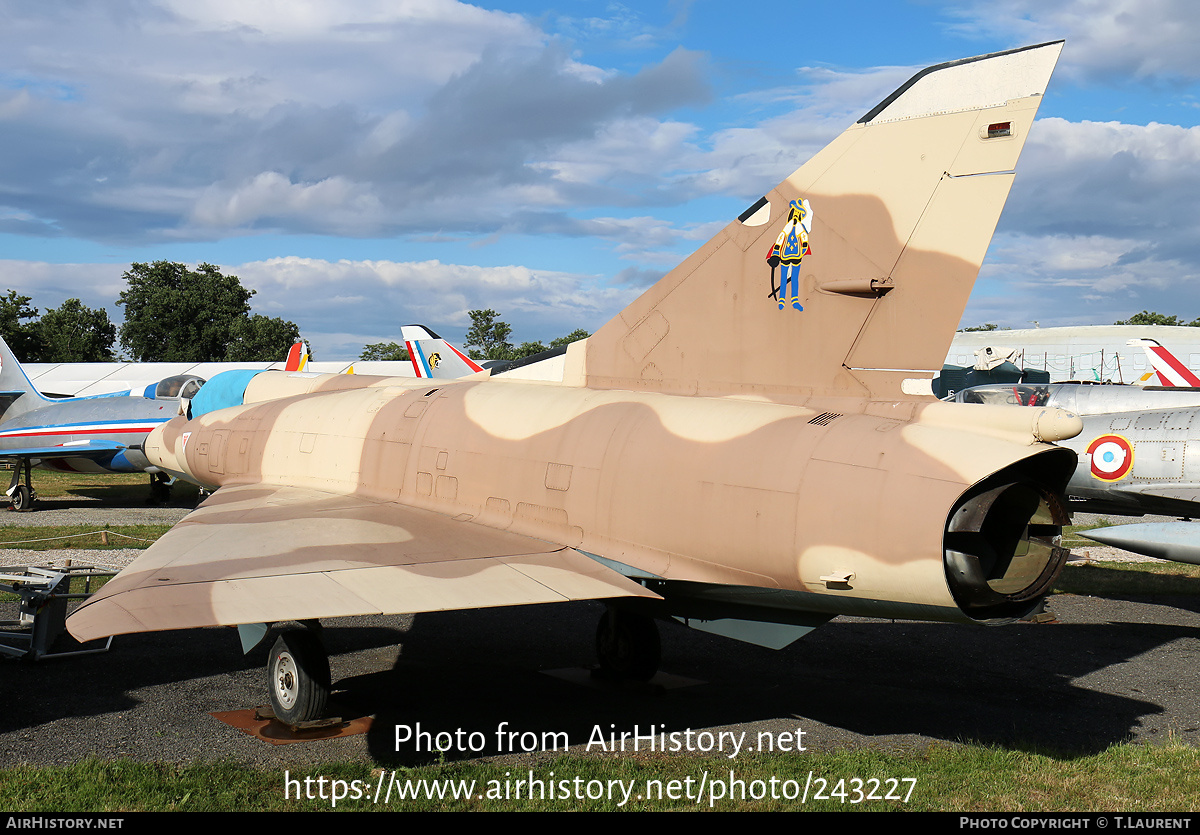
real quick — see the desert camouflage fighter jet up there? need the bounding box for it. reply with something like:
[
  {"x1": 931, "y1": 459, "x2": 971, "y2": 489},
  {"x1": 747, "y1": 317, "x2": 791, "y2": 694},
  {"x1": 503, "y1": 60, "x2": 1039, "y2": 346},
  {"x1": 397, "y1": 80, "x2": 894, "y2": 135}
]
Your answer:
[{"x1": 69, "y1": 42, "x2": 1080, "y2": 723}]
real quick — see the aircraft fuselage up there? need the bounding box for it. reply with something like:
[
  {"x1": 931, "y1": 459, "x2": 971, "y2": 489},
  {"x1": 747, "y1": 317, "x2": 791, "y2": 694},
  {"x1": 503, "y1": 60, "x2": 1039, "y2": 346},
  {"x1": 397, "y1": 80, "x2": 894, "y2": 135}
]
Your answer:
[
  {"x1": 0, "y1": 395, "x2": 171, "y2": 473},
  {"x1": 146, "y1": 374, "x2": 1078, "y2": 627},
  {"x1": 1062, "y1": 406, "x2": 1200, "y2": 518}
]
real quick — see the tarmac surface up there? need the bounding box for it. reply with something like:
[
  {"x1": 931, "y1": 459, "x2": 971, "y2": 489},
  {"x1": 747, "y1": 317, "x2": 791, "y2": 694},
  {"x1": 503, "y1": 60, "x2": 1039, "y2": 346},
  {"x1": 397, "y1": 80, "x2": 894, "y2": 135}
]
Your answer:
[{"x1": 1, "y1": 499, "x2": 1199, "y2": 772}]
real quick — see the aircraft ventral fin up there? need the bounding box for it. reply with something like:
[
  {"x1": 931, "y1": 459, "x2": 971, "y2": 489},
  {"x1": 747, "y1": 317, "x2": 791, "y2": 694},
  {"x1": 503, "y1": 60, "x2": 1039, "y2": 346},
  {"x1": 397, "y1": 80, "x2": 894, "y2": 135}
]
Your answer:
[
  {"x1": 68, "y1": 483, "x2": 658, "y2": 641},
  {"x1": 582, "y1": 41, "x2": 1063, "y2": 401}
]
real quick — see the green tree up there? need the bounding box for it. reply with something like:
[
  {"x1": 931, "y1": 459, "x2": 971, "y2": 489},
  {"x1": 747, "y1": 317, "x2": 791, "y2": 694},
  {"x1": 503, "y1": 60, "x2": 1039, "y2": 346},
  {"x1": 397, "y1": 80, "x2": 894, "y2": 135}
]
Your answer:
[
  {"x1": 464, "y1": 309, "x2": 514, "y2": 361},
  {"x1": 359, "y1": 341, "x2": 410, "y2": 361},
  {"x1": 1114, "y1": 311, "x2": 1200, "y2": 326},
  {"x1": 0, "y1": 291, "x2": 43, "y2": 360},
  {"x1": 512, "y1": 340, "x2": 547, "y2": 359},
  {"x1": 963, "y1": 323, "x2": 999, "y2": 332},
  {"x1": 550, "y1": 328, "x2": 590, "y2": 349},
  {"x1": 459, "y1": 312, "x2": 590, "y2": 361},
  {"x1": 117, "y1": 261, "x2": 301, "y2": 362},
  {"x1": 36, "y1": 298, "x2": 116, "y2": 361},
  {"x1": 118, "y1": 262, "x2": 252, "y2": 361},
  {"x1": 224, "y1": 314, "x2": 304, "y2": 362}
]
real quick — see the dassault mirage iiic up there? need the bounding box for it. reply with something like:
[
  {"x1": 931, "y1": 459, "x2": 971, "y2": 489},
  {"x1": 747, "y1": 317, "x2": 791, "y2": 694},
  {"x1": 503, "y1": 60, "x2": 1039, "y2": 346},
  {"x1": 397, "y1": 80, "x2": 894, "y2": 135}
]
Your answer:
[{"x1": 69, "y1": 42, "x2": 1079, "y2": 723}]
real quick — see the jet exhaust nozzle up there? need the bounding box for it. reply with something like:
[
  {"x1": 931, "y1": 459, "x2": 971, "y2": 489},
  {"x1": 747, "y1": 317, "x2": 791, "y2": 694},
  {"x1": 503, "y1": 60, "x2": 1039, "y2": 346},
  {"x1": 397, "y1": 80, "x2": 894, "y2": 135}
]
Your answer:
[{"x1": 943, "y1": 449, "x2": 1076, "y2": 622}]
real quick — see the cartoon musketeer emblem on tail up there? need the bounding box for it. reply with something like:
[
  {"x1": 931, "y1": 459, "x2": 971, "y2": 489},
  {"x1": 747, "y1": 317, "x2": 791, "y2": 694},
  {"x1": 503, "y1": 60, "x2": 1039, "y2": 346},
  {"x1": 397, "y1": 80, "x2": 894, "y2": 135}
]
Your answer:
[{"x1": 766, "y1": 198, "x2": 812, "y2": 311}]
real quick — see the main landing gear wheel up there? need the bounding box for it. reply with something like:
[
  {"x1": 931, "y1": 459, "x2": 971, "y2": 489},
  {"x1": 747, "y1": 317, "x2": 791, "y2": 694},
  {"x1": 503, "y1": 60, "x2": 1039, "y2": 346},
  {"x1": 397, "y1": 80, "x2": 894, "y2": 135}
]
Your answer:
[
  {"x1": 268, "y1": 628, "x2": 331, "y2": 724},
  {"x1": 9, "y1": 460, "x2": 35, "y2": 512},
  {"x1": 10, "y1": 484, "x2": 32, "y2": 512},
  {"x1": 595, "y1": 608, "x2": 660, "y2": 681}
]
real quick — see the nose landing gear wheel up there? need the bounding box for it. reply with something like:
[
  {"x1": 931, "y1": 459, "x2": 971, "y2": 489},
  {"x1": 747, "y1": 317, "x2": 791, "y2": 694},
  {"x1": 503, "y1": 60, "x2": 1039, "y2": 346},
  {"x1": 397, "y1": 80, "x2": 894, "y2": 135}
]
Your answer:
[{"x1": 268, "y1": 629, "x2": 331, "y2": 724}]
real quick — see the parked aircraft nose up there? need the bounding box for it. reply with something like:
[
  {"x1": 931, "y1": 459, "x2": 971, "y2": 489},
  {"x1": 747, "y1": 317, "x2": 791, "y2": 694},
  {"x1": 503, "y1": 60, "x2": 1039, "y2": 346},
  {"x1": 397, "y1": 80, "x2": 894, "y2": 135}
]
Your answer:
[{"x1": 143, "y1": 419, "x2": 193, "y2": 486}]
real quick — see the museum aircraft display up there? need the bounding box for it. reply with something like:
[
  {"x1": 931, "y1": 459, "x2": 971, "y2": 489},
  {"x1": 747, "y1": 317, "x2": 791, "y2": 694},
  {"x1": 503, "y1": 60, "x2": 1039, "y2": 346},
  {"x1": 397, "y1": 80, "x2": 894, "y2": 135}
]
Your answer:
[
  {"x1": 949, "y1": 342, "x2": 1200, "y2": 520},
  {"x1": 22, "y1": 339, "x2": 355, "y2": 398},
  {"x1": 1055, "y1": 405, "x2": 1200, "y2": 519},
  {"x1": 947, "y1": 326, "x2": 1200, "y2": 384},
  {"x1": 0, "y1": 335, "x2": 203, "y2": 510},
  {"x1": 68, "y1": 42, "x2": 1080, "y2": 724},
  {"x1": 0, "y1": 339, "x2": 325, "y2": 509},
  {"x1": 402, "y1": 324, "x2": 569, "y2": 382}
]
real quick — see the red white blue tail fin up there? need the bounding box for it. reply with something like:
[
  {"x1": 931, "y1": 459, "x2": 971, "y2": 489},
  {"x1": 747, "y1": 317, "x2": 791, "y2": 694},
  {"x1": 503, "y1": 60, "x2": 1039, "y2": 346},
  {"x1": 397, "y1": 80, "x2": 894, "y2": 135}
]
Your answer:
[
  {"x1": 1128, "y1": 339, "x2": 1200, "y2": 387},
  {"x1": 401, "y1": 325, "x2": 484, "y2": 379}
]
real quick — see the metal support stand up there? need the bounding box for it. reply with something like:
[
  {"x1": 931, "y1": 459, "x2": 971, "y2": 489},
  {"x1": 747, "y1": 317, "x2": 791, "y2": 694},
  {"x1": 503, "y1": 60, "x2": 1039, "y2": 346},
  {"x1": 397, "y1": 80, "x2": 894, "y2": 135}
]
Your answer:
[{"x1": 0, "y1": 565, "x2": 116, "y2": 660}]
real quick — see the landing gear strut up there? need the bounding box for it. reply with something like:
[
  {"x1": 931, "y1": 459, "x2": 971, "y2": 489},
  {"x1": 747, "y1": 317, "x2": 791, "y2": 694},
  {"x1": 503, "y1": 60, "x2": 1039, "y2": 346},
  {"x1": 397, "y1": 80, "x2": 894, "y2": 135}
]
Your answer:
[
  {"x1": 7, "y1": 460, "x2": 36, "y2": 512},
  {"x1": 147, "y1": 472, "x2": 172, "y2": 505},
  {"x1": 595, "y1": 607, "x2": 660, "y2": 681},
  {"x1": 267, "y1": 625, "x2": 331, "y2": 724}
]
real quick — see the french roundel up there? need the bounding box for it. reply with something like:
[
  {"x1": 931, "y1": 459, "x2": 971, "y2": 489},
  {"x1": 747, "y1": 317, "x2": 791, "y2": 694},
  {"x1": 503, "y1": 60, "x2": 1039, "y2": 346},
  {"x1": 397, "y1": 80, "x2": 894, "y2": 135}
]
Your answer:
[{"x1": 1086, "y1": 434, "x2": 1134, "y2": 482}]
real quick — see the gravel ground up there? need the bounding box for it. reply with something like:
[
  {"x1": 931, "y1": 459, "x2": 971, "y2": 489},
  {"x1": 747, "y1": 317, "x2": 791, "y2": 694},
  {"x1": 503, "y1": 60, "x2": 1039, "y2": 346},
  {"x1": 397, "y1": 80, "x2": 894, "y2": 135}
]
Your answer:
[{"x1": 0, "y1": 501, "x2": 191, "y2": 528}]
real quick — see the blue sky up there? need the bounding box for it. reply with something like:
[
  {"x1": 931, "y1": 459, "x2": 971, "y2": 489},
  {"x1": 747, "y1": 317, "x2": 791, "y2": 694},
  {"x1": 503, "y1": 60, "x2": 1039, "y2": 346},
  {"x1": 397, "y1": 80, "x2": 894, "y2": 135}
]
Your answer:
[{"x1": 3, "y1": 0, "x2": 1200, "y2": 357}]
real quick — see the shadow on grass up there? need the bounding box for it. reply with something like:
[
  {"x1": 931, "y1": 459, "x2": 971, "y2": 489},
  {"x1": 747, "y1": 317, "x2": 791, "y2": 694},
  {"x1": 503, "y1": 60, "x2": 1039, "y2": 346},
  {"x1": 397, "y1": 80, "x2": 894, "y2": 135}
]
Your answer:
[{"x1": 1056, "y1": 563, "x2": 1200, "y2": 598}]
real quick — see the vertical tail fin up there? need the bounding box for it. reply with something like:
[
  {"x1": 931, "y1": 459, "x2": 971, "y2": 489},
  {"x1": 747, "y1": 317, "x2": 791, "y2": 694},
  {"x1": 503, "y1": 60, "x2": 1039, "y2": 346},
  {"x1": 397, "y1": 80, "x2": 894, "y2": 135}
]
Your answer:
[
  {"x1": 1129, "y1": 338, "x2": 1200, "y2": 387},
  {"x1": 580, "y1": 42, "x2": 1064, "y2": 401},
  {"x1": 0, "y1": 333, "x2": 50, "y2": 421},
  {"x1": 401, "y1": 324, "x2": 485, "y2": 379},
  {"x1": 284, "y1": 341, "x2": 309, "y2": 372}
]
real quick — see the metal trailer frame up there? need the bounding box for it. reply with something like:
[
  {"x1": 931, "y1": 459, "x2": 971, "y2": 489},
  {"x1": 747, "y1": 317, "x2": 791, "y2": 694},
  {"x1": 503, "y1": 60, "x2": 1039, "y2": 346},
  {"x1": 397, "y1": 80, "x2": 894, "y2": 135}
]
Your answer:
[{"x1": 0, "y1": 565, "x2": 116, "y2": 660}]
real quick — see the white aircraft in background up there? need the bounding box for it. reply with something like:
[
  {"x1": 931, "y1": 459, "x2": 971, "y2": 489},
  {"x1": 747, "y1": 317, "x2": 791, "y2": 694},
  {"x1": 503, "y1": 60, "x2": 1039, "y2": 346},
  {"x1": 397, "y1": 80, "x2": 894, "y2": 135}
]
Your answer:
[{"x1": 22, "y1": 340, "x2": 402, "y2": 399}]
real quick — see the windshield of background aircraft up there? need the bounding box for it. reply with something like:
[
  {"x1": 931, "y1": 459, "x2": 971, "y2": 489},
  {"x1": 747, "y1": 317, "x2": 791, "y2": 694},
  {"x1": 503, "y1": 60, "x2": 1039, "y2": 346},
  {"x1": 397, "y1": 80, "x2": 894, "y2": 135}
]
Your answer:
[
  {"x1": 155, "y1": 375, "x2": 206, "y2": 400},
  {"x1": 957, "y1": 384, "x2": 1052, "y2": 407}
]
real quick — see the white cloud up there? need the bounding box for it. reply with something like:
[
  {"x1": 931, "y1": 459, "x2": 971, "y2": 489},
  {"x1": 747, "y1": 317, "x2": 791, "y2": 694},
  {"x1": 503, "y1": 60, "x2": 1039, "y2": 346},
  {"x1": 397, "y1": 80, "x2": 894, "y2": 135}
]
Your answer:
[
  {"x1": 230, "y1": 256, "x2": 639, "y2": 355},
  {"x1": 945, "y1": 0, "x2": 1200, "y2": 82},
  {"x1": 0, "y1": 5, "x2": 711, "y2": 244},
  {"x1": 190, "y1": 173, "x2": 385, "y2": 231},
  {"x1": 0, "y1": 262, "x2": 127, "y2": 315},
  {"x1": 1005, "y1": 118, "x2": 1200, "y2": 263},
  {"x1": 158, "y1": 0, "x2": 529, "y2": 44},
  {"x1": 952, "y1": 113, "x2": 1200, "y2": 328},
  {"x1": 965, "y1": 229, "x2": 1200, "y2": 328}
]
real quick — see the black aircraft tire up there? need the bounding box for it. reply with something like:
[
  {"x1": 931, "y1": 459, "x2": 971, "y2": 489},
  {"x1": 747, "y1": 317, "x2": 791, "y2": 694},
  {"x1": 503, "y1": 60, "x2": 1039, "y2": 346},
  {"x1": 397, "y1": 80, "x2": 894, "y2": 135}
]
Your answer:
[
  {"x1": 12, "y1": 485, "x2": 32, "y2": 513},
  {"x1": 595, "y1": 608, "x2": 660, "y2": 681},
  {"x1": 268, "y1": 629, "x2": 331, "y2": 724},
  {"x1": 148, "y1": 478, "x2": 171, "y2": 505}
]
